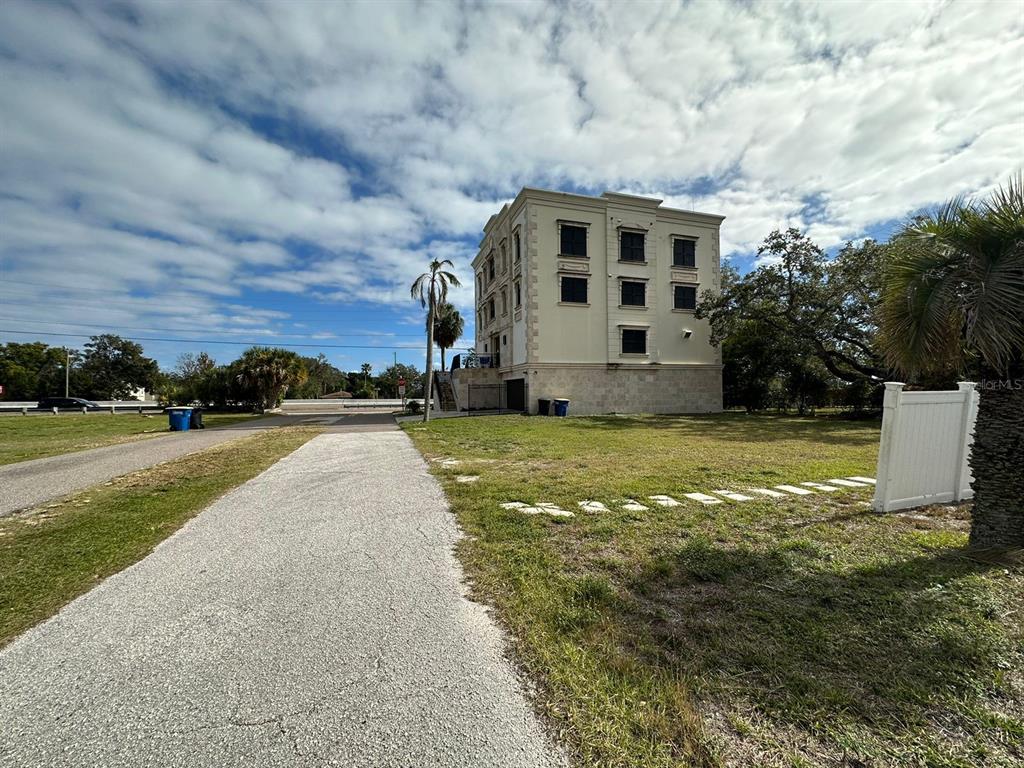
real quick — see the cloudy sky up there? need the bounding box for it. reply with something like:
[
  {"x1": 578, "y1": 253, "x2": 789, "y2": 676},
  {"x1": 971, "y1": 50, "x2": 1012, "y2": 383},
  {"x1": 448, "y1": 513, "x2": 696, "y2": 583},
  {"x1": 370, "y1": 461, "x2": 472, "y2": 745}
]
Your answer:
[{"x1": 1, "y1": 0, "x2": 1021, "y2": 373}]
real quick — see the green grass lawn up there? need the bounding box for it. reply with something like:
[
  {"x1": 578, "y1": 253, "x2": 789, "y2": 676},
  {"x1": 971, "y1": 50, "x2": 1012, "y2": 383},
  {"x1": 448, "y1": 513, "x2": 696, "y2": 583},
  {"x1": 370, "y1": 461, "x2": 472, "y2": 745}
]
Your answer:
[
  {"x1": 404, "y1": 413, "x2": 1023, "y2": 768},
  {"x1": 0, "y1": 412, "x2": 261, "y2": 466},
  {"x1": 0, "y1": 426, "x2": 321, "y2": 646}
]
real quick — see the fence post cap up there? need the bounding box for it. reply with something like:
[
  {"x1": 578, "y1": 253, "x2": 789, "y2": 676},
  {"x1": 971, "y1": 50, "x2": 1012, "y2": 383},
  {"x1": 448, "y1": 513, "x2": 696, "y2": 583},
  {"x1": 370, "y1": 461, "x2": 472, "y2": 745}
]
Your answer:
[
  {"x1": 883, "y1": 381, "x2": 906, "y2": 391},
  {"x1": 956, "y1": 381, "x2": 976, "y2": 391}
]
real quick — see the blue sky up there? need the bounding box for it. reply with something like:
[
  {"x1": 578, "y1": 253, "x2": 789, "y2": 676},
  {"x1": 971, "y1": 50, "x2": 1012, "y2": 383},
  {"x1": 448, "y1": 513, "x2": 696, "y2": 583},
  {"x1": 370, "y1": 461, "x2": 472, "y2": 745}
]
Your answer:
[{"x1": 1, "y1": 0, "x2": 1021, "y2": 373}]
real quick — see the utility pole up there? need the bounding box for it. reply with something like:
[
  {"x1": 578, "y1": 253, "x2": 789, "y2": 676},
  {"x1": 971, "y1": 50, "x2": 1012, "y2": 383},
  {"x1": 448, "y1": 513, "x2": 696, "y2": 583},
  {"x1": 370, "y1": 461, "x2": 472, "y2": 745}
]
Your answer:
[{"x1": 64, "y1": 347, "x2": 70, "y2": 397}]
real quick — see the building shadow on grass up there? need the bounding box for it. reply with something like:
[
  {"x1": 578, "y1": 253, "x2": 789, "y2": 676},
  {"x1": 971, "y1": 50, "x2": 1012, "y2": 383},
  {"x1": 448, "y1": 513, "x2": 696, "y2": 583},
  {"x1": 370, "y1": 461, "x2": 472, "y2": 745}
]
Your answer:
[{"x1": 621, "y1": 539, "x2": 1018, "y2": 754}]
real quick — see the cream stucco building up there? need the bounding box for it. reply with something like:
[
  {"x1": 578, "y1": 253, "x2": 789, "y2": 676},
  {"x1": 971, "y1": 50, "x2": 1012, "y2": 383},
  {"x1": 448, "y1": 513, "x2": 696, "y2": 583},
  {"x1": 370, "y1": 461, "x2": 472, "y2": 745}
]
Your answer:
[{"x1": 451, "y1": 187, "x2": 724, "y2": 415}]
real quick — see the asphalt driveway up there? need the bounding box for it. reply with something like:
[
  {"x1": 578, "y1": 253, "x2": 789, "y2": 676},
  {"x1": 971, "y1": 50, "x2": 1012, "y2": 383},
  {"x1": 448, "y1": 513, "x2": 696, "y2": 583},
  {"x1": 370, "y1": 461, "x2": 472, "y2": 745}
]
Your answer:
[
  {"x1": 0, "y1": 414, "x2": 397, "y2": 516},
  {"x1": 0, "y1": 429, "x2": 566, "y2": 767}
]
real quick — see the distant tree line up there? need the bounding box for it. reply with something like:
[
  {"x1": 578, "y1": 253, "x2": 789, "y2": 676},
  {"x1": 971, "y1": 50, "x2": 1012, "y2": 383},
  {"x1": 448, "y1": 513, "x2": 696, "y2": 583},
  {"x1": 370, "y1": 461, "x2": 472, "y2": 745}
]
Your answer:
[
  {"x1": 1, "y1": 335, "x2": 423, "y2": 411},
  {"x1": 163, "y1": 351, "x2": 424, "y2": 409},
  {"x1": 0, "y1": 335, "x2": 159, "y2": 401}
]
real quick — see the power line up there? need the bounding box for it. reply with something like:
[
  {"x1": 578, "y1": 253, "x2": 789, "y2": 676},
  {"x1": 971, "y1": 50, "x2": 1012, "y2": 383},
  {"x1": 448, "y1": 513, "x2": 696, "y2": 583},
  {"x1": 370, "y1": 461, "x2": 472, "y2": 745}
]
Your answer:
[
  {"x1": 0, "y1": 328, "x2": 425, "y2": 351},
  {"x1": 0, "y1": 290, "x2": 429, "y2": 327},
  {"x1": 0, "y1": 278, "x2": 244, "y2": 300},
  {"x1": 0, "y1": 315, "x2": 427, "y2": 340}
]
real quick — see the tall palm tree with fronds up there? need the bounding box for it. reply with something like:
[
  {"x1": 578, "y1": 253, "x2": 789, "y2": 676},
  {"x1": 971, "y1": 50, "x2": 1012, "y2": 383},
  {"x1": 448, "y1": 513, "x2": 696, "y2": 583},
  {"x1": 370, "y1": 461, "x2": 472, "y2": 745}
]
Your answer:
[
  {"x1": 431, "y1": 302, "x2": 465, "y2": 372},
  {"x1": 882, "y1": 173, "x2": 1024, "y2": 549},
  {"x1": 411, "y1": 259, "x2": 461, "y2": 422}
]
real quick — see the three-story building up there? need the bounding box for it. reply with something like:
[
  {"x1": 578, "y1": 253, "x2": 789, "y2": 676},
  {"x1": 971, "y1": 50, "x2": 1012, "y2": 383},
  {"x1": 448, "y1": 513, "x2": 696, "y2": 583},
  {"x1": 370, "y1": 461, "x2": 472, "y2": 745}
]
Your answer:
[{"x1": 453, "y1": 187, "x2": 724, "y2": 415}]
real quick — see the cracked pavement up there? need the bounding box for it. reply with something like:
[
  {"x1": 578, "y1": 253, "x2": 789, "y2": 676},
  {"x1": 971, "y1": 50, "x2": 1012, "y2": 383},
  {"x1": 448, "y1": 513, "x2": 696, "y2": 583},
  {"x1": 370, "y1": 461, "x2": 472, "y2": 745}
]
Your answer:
[{"x1": 0, "y1": 430, "x2": 567, "y2": 767}]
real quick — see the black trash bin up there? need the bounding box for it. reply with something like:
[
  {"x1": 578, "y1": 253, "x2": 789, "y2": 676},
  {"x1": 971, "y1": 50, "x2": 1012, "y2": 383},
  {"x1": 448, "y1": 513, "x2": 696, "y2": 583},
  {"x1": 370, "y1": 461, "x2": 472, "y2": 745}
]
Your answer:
[
  {"x1": 537, "y1": 398, "x2": 551, "y2": 416},
  {"x1": 189, "y1": 408, "x2": 205, "y2": 430}
]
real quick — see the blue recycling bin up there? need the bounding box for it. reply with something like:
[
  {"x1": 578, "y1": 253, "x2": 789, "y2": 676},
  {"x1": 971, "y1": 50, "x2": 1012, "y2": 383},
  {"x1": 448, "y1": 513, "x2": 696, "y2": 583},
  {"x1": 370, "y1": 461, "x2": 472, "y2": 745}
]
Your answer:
[
  {"x1": 166, "y1": 407, "x2": 193, "y2": 431},
  {"x1": 553, "y1": 398, "x2": 570, "y2": 417}
]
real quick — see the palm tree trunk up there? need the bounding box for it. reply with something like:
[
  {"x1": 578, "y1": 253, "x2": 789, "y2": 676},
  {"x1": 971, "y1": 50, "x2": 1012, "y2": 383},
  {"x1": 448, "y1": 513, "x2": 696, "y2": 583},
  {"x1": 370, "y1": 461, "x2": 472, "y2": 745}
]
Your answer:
[
  {"x1": 968, "y1": 362, "x2": 1024, "y2": 549},
  {"x1": 440, "y1": 347, "x2": 447, "y2": 372},
  {"x1": 423, "y1": 292, "x2": 436, "y2": 423}
]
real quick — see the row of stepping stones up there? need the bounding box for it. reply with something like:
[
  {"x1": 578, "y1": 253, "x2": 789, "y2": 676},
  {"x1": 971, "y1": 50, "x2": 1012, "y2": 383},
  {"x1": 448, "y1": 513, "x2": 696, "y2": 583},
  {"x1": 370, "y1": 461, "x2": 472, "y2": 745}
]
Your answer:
[{"x1": 500, "y1": 477, "x2": 876, "y2": 518}]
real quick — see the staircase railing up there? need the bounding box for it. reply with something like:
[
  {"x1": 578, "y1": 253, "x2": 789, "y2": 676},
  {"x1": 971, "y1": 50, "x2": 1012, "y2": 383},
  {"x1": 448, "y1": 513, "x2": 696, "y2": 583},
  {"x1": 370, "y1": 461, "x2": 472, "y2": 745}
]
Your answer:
[{"x1": 432, "y1": 371, "x2": 459, "y2": 412}]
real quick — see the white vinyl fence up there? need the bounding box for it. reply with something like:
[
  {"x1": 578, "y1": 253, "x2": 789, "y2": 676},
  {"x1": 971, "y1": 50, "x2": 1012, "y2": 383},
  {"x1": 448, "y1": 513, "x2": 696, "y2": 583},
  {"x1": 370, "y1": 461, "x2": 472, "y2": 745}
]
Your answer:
[{"x1": 873, "y1": 382, "x2": 978, "y2": 512}]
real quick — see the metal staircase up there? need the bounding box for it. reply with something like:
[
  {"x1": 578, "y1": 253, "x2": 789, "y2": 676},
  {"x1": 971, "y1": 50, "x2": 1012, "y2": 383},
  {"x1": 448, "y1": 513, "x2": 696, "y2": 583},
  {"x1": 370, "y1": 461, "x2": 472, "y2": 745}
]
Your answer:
[{"x1": 432, "y1": 371, "x2": 458, "y2": 412}]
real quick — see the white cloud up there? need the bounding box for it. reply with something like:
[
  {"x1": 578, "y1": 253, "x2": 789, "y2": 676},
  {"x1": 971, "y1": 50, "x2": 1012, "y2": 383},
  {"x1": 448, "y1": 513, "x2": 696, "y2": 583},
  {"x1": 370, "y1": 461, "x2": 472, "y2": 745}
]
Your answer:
[{"x1": 0, "y1": 0, "x2": 1021, "y2": 363}]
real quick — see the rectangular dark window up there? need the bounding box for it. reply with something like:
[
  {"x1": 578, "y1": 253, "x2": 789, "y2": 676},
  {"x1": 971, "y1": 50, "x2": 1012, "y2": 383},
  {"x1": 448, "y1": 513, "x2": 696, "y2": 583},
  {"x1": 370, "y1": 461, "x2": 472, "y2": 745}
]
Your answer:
[
  {"x1": 514, "y1": 280, "x2": 521, "y2": 307},
  {"x1": 514, "y1": 233, "x2": 521, "y2": 262},
  {"x1": 560, "y1": 225, "x2": 587, "y2": 257},
  {"x1": 673, "y1": 239, "x2": 696, "y2": 268},
  {"x1": 560, "y1": 276, "x2": 588, "y2": 304},
  {"x1": 674, "y1": 284, "x2": 697, "y2": 310},
  {"x1": 488, "y1": 298, "x2": 495, "y2": 319},
  {"x1": 620, "y1": 280, "x2": 646, "y2": 306},
  {"x1": 620, "y1": 231, "x2": 645, "y2": 262},
  {"x1": 621, "y1": 328, "x2": 647, "y2": 354},
  {"x1": 488, "y1": 257, "x2": 495, "y2": 280}
]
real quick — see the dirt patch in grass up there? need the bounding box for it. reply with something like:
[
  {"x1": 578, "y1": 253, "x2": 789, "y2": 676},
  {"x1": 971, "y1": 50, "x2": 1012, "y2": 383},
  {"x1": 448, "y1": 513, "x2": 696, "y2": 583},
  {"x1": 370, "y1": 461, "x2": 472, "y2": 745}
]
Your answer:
[{"x1": 406, "y1": 413, "x2": 1023, "y2": 768}]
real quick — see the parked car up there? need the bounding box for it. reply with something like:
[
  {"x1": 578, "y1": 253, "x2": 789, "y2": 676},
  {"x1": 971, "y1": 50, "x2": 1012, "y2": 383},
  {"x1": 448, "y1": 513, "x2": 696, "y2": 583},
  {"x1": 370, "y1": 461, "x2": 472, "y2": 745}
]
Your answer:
[{"x1": 37, "y1": 397, "x2": 102, "y2": 410}]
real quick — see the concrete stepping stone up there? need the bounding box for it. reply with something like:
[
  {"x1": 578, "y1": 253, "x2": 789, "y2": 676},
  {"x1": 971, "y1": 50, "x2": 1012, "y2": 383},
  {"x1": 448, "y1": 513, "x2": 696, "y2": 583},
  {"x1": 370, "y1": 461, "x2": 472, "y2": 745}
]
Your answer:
[
  {"x1": 578, "y1": 500, "x2": 609, "y2": 512},
  {"x1": 501, "y1": 501, "x2": 573, "y2": 517},
  {"x1": 683, "y1": 492, "x2": 722, "y2": 505},
  {"x1": 455, "y1": 475, "x2": 479, "y2": 483},
  {"x1": 620, "y1": 499, "x2": 649, "y2": 512},
  {"x1": 713, "y1": 490, "x2": 754, "y2": 502},
  {"x1": 827, "y1": 478, "x2": 869, "y2": 488},
  {"x1": 534, "y1": 503, "x2": 573, "y2": 517},
  {"x1": 440, "y1": 459, "x2": 462, "y2": 468},
  {"x1": 802, "y1": 482, "x2": 839, "y2": 492},
  {"x1": 747, "y1": 488, "x2": 787, "y2": 498},
  {"x1": 848, "y1": 476, "x2": 876, "y2": 485},
  {"x1": 648, "y1": 495, "x2": 682, "y2": 507},
  {"x1": 775, "y1": 485, "x2": 814, "y2": 496}
]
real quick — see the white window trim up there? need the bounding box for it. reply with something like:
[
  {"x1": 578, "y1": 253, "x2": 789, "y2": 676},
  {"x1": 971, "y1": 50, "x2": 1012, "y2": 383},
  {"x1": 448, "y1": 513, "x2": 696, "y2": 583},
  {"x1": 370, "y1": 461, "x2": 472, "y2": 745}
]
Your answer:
[
  {"x1": 558, "y1": 272, "x2": 589, "y2": 305},
  {"x1": 618, "y1": 228, "x2": 648, "y2": 264},
  {"x1": 618, "y1": 278, "x2": 648, "y2": 309},
  {"x1": 671, "y1": 281, "x2": 700, "y2": 313},
  {"x1": 671, "y1": 234, "x2": 699, "y2": 269},
  {"x1": 556, "y1": 219, "x2": 590, "y2": 260},
  {"x1": 618, "y1": 325, "x2": 650, "y2": 356}
]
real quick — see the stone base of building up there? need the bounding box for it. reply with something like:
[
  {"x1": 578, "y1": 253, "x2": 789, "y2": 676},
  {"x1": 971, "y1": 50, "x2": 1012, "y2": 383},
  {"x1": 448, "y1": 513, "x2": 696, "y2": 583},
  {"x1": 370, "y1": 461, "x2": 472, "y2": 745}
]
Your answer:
[{"x1": 451, "y1": 364, "x2": 722, "y2": 415}]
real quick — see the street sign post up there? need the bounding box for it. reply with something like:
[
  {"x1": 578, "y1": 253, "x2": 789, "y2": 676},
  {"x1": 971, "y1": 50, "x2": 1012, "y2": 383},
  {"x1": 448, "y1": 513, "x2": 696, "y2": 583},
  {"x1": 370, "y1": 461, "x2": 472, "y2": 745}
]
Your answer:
[{"x1": 398, "y1": 378, "x2": 406, "y2": 407}]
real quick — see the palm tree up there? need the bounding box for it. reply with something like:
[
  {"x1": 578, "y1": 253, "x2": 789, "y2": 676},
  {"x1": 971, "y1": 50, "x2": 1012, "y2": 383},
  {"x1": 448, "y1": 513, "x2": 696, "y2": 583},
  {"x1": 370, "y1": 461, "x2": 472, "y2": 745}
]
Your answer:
[
  {"x1": 234, "y1": 346, "x2": 308, "y2": 412},
  {"x1": 411, "y1": 259, "x2": 461, "y2": 422},
  {"x1": 882, "y1": 174, "x2": 1024, "y2": 549},
  {"x1": 431, "y1": 302, "x2": 465, "y2": 372}
]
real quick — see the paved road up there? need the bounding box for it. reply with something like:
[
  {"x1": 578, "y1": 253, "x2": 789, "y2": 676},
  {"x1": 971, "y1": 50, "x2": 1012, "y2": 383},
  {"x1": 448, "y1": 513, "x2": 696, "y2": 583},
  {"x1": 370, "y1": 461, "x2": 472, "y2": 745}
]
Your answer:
[
  {"x1": 0, "y1": 429, "x2": 566, "y2": 767},
  {"x1": 0, "y1": 414, "x2": 395, "y2": 516}
]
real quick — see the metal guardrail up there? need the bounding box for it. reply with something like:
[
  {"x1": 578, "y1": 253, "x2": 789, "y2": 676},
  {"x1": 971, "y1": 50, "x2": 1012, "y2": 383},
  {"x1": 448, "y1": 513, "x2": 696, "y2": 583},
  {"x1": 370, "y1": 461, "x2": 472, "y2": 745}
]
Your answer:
[
  {"x1": 0, "y1": 401, "x2": 164, "y2": 415},
  {"x1": 278, "y1": 398, "x2": 430, "y2": 413},
  {"x1": 1, "y1": 399, "x2": 432, "y2": 415}
]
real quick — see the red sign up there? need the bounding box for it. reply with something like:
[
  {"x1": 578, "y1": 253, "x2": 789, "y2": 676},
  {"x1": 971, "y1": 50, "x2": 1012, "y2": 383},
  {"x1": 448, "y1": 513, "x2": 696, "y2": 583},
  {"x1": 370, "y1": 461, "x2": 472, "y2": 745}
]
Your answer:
[{"x1": 397, "y1": 378, "x2": 406, "y2": 386}]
